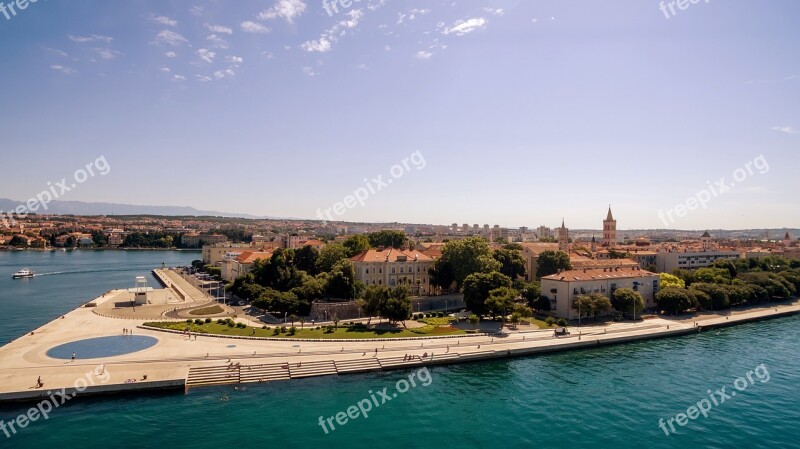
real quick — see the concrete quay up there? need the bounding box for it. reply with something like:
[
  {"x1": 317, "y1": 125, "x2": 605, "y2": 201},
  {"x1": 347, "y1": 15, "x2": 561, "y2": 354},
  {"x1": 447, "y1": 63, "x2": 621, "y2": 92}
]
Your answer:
[{"x1": 1, "y1": 272, "x2": 798, "y2": 404}]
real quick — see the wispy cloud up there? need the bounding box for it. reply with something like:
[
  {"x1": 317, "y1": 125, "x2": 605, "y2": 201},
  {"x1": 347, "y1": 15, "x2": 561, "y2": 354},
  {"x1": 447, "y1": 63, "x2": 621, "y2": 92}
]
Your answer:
[
  {"x1": 770, "y1": 126, "x2": 798, "y2": 135},
  {"x1": 196, "y1": 49, "x2": 216, "y2": 64},
  {"x1": 94, "y1": 48, "x2": 121, "y2": 60},
  {"x1": 50, "y1": 65, "x2": 77, "y2": 75},
  {"x1": 205, "y1": 24, "x2": 233, "y2": 34},
  {"x1": 483, "y1": 8, "x2": 504, "y2": 16},
  {"x1": 68, "y1": 34, "x2": 113, "y2": 43},
  {"x1": 258, "y1": 0, "x2": 307, "y2": 23},
  {"x1": 150, "y1": 15, "x2": 177, "y2": 27},
  {"x1": 442, "y1": 18, "x2": 488, "y2": 36},
  {"x1": 154, "y1": 30, "x2": 189, "y2": 47},
  {"x1": 301, "y1": 9, "x2": 363, "y2": 53},
  {"x1": 241, "y1": 21, "x2": 270, "y2": 34},
  {"x1": 415, "y1": 50, "x2": 433, "y2": 59}
]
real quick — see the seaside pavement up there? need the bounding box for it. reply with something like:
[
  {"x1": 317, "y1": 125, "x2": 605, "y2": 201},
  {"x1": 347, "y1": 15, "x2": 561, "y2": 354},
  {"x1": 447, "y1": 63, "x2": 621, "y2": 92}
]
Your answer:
[{"x1": 1, "y1": 271, "x2": 798, "y2": 402}]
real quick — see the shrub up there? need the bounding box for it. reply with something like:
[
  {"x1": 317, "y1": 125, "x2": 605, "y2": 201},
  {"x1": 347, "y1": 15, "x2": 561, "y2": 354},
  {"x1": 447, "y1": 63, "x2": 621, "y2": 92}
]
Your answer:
[
  {"x1": 288, "y1": 326, "x2": 297, "y2": 335},
  {"x1": 557, "y1": 318, "x2": 568, "y2": 327},
  {"x1": 261, "y1": 325, "x2": 267, "y2": 329},
  {"x1": 186, "y1": 319, "x2": 193, "y2": 324},
  {"x1": 324, "y1": 325, "x2": 335, "y2": 333},
  {"x1": 280, "y1": 326, "x2": 288, "y2": 333},
  {"x1": 545, "y1": 316, "x2": 556, "y2": 326},
  {"x1": 205, "y1": 318, "x2": 212, "y2": 323},
  {"x1": 437, "y1": 312, "x2": 445, "y2": 318},
  {"x1": 236, "y1": 322, "x2": 246, "y2": 329},
  {"x1": 216, "y1": 319, "x2": 225, "y2": 325},
  {"x1": 194, "y1": 319, "x2": 204, "y2": 325},
  {"x1": 227, "y1": 321, "x2": 235, "y2": 328}
]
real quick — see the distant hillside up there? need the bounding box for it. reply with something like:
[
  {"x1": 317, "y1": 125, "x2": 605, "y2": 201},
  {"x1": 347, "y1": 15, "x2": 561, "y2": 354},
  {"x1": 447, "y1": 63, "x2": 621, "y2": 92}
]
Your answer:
[{"x1": 0, "y1": 198, "x2": 264, "y2": 219}]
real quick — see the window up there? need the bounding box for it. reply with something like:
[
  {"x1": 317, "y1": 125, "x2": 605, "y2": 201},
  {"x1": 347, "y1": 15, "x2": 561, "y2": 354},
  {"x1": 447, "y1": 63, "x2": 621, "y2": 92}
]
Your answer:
[{"x1": 391, "y1": 267, "x2": 395, "y2": 274}]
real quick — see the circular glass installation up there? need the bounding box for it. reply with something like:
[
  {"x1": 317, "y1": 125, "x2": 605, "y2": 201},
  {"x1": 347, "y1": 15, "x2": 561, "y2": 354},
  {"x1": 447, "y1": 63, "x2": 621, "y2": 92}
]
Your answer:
[{"x1": 47, "y1": 335, "x2": 158, "y2": 360}]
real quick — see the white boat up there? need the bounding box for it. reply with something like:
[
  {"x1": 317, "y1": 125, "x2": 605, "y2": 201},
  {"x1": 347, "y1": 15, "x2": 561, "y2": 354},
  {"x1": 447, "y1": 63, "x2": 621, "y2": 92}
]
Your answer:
[{"x1": 12, "y1": 268, "x2": 34, "y2": 279}]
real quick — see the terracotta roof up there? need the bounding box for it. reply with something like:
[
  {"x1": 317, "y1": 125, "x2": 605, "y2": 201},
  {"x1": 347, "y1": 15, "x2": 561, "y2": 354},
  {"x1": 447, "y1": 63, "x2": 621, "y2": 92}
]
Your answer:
[
  {"x1": 542, "y1": 266, "x2": 657, "y2": 282},
  {"x1": 236, "y1": 251, "x2": 273, "y2": 264},
  {"x1": 351, "y1": 248, "x2": 434, "y2": 263}
]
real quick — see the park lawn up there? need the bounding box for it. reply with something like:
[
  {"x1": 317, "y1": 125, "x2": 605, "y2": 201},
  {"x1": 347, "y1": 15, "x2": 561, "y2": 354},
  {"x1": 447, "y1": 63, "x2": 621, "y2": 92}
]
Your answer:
[
  {"x1": 188, "y1": 305, "x2": 225, "y2": 316},
  {"x1": 519, "y1": 317, "x2": 554, "y2": 329},
  {"x1": 143, "y1": 321, "x2": 466, "y2": 339}
]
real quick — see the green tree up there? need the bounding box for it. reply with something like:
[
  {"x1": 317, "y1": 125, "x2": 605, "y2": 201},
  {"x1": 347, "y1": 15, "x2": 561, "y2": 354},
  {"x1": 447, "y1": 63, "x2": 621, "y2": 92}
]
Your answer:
[
  {"x1": 493, "y1": 248, "x2": 528, "y2": 280},
  {"x1": 655, "y1": 287, "x2": 697, "y2": 314},
  {"x1": 358, "y1": 285, "x2": 390, "y2": 324},
  {"x1": 325, "y1": 260, "x2": 360, "y2": 299},
  {"x1": 468, "y1": 314, "x2": 480, "y2": 329},
  {"x1": 536, "y1": 250, "x2": 572, "y2": 279},
  {"x1": 438, "y1": 237, "x2": 502, "y2": 289},
  {"x1": 294, "y1": 245, "x2": 320, "y2": 275},
  {"x1": 367, "y1": 230, "x2": 406, "y2": 249},
  {"x1": 486, "y1": 287, "x2": 518, "y2": 319},
  {"x1": 317, "y1": 243, "x2": 349, "y2": 273},
  {"x1": 343, "y1": 235, "x2": 371, "y2": 257},
  {"x1": 381, "y1": 287, "x2": 412, "y2": 325},
  {"x1": 659, "y1": 272, "x2": 686, "y2": 289},
  {"x1": 520, "y1": 282, "x2": 541, "y2": 308},
  {"x1": 462, "y1": 271, "x2": 512, "y2": 316},
  {"x1": 8, "y1": 235, "x2": 29, "y2": 247},
  {"x1": 611, "y1": 288, "x2": 644, "y2": 316}
]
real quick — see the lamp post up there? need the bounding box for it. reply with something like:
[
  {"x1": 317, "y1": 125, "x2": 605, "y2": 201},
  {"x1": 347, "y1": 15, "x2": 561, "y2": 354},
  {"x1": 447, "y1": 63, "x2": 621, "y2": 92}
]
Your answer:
[{"x1": 445, "y1": 300, "x2": 448, "y2": 314}]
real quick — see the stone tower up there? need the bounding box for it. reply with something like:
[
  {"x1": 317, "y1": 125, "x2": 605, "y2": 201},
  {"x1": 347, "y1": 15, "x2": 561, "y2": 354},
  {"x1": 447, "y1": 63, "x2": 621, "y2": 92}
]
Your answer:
[
  {"x1": 603, "y1": 206, "x2": 617, "y2": 249},
  {"x1": 558, "y1": 219, "x2": 569, "y2": 252}
]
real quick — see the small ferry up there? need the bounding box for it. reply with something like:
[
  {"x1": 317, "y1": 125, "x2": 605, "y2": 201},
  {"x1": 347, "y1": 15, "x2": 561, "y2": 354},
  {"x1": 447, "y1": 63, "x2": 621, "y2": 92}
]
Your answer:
[{"x1": 12, "y1": 269, "x2": 34, "y2": 279}]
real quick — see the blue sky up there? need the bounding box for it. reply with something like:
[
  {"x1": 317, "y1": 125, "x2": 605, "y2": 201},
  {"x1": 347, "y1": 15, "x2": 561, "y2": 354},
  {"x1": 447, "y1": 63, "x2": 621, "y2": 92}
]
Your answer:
[{"x1": 0, "y1": 0, "x2": 798, "y2": 230}]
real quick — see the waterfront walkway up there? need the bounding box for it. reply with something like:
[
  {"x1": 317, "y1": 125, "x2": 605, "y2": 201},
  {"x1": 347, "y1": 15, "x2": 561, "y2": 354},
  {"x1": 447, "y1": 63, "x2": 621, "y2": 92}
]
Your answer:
[{"x1": 0, "y1": 287, "x2": 798, "y2": 402}]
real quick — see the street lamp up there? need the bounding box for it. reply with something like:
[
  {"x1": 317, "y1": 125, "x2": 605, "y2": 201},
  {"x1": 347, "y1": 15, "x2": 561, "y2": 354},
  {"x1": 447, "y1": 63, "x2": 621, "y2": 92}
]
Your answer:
[{"x1": 445, "y1": 300, "x2": 448, "y2": 314}]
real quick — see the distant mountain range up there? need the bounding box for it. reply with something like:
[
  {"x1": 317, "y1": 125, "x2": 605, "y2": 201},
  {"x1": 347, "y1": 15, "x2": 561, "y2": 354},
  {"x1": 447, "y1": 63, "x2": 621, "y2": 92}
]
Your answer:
[{"x1": 0, "y1": 198, "x2": 264, "y2": 219}]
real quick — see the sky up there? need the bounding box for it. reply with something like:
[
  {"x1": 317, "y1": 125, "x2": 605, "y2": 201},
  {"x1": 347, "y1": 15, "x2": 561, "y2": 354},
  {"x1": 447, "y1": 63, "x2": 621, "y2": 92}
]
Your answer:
[{"x1": 0, "y1": 0, "x2": 798, "y2": 230}]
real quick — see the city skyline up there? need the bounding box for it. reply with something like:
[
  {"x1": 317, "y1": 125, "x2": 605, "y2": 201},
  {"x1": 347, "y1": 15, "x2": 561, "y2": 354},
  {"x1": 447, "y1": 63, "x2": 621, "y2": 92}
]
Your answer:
[{"x1": 0, "y1": 1, "x2": 798, "y2": 229}]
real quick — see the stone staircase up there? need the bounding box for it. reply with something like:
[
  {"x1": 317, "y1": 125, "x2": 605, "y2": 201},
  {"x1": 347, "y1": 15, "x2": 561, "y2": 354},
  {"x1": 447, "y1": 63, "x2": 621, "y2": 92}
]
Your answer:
[
  {"x1": 334, "y1": 358, "x2": 382, "y2": 374},
  {"x1": 186, "y1": 365, "x2": 240, "y2": 387},
  {"x1": 239, "y1": 363, "x2": 291, "y2": 383},
  {"x1": 288, "y1": 360, "x2": 338, "y2": 379}
]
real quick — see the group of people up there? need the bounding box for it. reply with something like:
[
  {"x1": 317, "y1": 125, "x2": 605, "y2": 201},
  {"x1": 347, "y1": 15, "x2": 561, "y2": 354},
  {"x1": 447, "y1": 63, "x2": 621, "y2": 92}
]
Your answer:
[
  {"x1": 122, "y1": 328, "x2": 133, "y2": 335},
  {"x1": 403, "y1": 352, "x2": 431, "y2": 361}
]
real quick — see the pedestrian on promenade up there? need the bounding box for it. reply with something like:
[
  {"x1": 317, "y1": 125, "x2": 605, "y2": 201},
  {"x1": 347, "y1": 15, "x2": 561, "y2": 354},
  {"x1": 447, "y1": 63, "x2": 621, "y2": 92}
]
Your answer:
[
  {"x1": 36, "y1": 376, "x2": 43, "y2": 388},
  {"x1": 71, "y1": 352, "x2": 76, "y2": 361}
]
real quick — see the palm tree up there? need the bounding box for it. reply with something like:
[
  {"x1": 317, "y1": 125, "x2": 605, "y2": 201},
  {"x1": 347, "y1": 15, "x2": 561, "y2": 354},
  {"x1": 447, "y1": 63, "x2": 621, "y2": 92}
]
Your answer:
[
  {"x1": 289, "y1": 314, "x2": 297, "y2": 327},
  {"x1": 333, "y1": 316, "x2": 340, "y2": 329},
  {"x1": 300, "y1": 317, "x2": 305, "y2": 330}
]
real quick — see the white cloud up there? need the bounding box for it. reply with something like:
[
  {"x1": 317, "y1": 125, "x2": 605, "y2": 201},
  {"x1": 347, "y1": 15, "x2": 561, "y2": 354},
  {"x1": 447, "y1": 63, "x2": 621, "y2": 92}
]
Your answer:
[
  {"x1": 68, "y1": 34, "x2": 113, "y2": 43},
  {"x1": 241, "y1": 21, "x2": 270, "y2": 33},
  {"x1": 442, "y1": 17, "x2": 488, "y2": 36},
  {"x1": 160, "y1": 67, "x2": 171, "y2": 73},
  {"x1": 196, "y1": 48, "x2": 216, "y2": 63},
  {"x1": 483, "y1": 8, "x2": 504, "y2": 16},
  {"x1": 301, "y1": 38, "x2": 332, "y2": 53},
  {"x1": 150, "y1": 15, "x2": 177, "y2": 27},
  {"x1": 94, "y1": 48, "x2": 121, "y2": 60},
  {"x1": 196, "y1": 75, "x2": 213, "y2": 82},
  {"x1": 226, "y1": 56, "x2": 244, "y2": 64},
  {"x1": 173, "y1": 74, "x2": 187, "y2": 81},
  {"x1": 303, "y1": 66, "x2": 318, "y2": 77},
  {"x1": 154, "y1": 30, "x2": 189, "y2": 46},
  {"x1": 770, "y1": 126, "x2": 798, "y2": 135},
  {"x1": 206, "y1": 34, "x2": 229, "y2": 49},
  {"x1": 205, "y1": 24, "x2": 233, "y2": 34},
  {"x1": 50, "y1": 65, "x2": 77, "y2": 75},
  {"x1": 415, "y1": 51, "x2": 433, "y2": 59},
  {"x1": 258, "y1": 0, "x2": 307, "y2": 23},
  {"x1": 301, "y1": 9, "x2": 363, "y2": 53},
  {"x1": 165, "y1": 51, "x2": 177, "y2": 58},
  {"x1": 44, "y1": 47, "x2": 68, "y2": 58},
  {"x1": 189, "y1": 6, "x2": 204, "y2": 17},
  {"x1": 384, "y1": 45, "x2": 391, "y2": 51}
]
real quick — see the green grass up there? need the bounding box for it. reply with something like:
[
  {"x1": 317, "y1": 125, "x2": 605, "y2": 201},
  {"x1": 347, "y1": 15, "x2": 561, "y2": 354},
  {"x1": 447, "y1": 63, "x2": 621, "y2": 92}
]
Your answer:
[
  {"x1": 188, "y1": 305, "x2": 225, "y2": 316},
  {"x1": 143, "y1": 321, "x2": 466, "y2": 339},
  {"x1": 519, "y1": 317, "x2": 553, "y2": 329}
]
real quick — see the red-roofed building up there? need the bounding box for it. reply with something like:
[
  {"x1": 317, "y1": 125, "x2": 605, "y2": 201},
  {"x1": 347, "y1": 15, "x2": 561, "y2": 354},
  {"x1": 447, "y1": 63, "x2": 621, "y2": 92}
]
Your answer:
[{"x1": 351, "y1": 248, "x2": 437, "y2": 296}]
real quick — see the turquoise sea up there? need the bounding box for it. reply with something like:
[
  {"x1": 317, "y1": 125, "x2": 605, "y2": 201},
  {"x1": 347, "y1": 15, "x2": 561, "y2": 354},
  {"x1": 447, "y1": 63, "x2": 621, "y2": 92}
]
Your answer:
[{"x1": 1, "y1": 251, "x2": 799, "y2": 448}]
